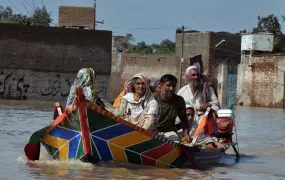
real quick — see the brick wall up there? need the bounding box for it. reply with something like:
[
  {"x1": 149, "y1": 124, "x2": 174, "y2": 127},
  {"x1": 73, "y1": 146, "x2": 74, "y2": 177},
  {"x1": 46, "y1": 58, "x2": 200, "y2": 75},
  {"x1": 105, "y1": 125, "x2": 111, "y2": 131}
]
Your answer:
[
  {"x1": 237, "y1": 55, "x2": 285, "y2": 108},
  {"x1": 0, "y1": 23, "x2": 112, "y2": 101},
  {"x1": 59, "y1": 6, "x2": 95, "y2": 29},
  {"x1": 0, "y1": 23, "x2": 111, "y2": 74}
]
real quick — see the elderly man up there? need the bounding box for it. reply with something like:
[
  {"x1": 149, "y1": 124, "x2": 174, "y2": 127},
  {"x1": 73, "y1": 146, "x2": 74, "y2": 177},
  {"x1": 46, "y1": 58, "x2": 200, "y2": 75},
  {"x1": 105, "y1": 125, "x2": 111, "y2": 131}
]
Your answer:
[{"x1": 177, "y1": 66, "x2": 220, "y2": 121}]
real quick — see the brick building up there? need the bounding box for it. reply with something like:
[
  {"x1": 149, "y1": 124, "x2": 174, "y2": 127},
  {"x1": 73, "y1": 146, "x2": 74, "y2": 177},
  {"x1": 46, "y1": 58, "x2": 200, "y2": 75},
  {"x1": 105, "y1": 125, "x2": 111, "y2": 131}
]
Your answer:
[
  {"x1": 58, "y1": 6, "x2": 95, "y2": 29},
  {"x1": 237, "y1": 33, "x2": 285, "y2": 108},
  {"x1": 0, "y1": 23, "x2": 112, "y2": 101}
]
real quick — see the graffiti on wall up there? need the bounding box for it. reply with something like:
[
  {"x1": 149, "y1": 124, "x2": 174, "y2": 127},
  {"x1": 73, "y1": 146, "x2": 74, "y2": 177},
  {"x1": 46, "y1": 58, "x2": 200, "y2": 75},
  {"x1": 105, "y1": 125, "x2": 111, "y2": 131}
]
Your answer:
[
  {"x1": 0, "y1": 70, "x2": 30, "y2": 100},
  {"x1": 40, "y1": 74, "x2": 72, "y2": 97},
  {"x1": 40, "y1": 74, "x2": 108, "y2": 99},
  {"x1": 0, "y1": 70, "x2": 110, "y2": 100}
]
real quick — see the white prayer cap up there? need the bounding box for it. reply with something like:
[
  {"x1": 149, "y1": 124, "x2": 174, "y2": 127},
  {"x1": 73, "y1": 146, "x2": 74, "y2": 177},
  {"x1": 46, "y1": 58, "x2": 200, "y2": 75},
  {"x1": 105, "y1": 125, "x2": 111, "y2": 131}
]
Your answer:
[
  {"x1": 186, "y1": 103, "x2": 194, "y2": 109},
  {"x1": 185, "y1": 65, "x2": 199, "y2": 75}
]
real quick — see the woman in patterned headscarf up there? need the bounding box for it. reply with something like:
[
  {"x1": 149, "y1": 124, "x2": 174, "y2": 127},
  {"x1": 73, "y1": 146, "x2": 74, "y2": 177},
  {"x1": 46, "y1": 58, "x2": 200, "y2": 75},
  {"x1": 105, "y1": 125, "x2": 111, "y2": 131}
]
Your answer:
[
  {"x1": 66, "y1": 68, "x2": 123, "y2": 117},
  {"x1": 66, "y1": 68, "x2": 97, "y2": 108},
  {"x1": 120, "y1": 73, "x2": 158, "y2": 131}
]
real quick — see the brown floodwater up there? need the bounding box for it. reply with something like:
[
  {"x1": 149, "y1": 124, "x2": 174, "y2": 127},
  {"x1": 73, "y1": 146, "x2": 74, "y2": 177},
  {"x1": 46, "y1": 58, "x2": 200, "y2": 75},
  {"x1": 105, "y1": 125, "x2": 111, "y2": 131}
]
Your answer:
[{"x1": 0, "y1": 100, "x2": 285, "y2": 180}]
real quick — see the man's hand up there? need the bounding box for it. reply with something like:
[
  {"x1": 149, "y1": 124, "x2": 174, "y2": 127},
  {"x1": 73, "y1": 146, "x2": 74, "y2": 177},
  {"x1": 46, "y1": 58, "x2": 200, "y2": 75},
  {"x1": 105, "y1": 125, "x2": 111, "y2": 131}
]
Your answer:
[
  {"x1": 181, "y1": 135, "x2": 192, "y2": 143},
  {"x1": 200, "y1": 103, "x2": 211, "y2": 110}
]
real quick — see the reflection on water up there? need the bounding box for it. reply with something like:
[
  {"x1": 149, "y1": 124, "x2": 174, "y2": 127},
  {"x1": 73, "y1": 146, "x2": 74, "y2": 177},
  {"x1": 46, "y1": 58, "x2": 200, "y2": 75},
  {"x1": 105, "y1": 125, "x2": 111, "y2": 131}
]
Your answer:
[{"x1": 0, "y1": 100, "x2": 285, "y2": 180}]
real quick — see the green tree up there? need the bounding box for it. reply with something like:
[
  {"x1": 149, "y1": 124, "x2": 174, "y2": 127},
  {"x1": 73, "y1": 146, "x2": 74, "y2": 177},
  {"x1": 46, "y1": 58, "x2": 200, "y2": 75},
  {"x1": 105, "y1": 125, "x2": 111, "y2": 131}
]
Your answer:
[
  {"x1": 0, "y1": 6, "x2": 13, "y2": 23},
  {"x1": 153, "y1": 39, "x2": 175, "y2": 54},
  {"x1": 253, "y1": 14, "x2": 283, "y2": 52},
  {"x1": 11, "y1": 14, "x2": 30, "y2": 25},
  {"x1": 0, "y1": 5, "x2": 52, "y2": 26},
  {"x1": 252, "y1": 14, "x2": 282, "y2": 36},
  {"x1": 30, "y1": 6, "x2": 52, "y2": 26},
  {"x1": 129, "y1": 41, "x2": 153, "y2": 54},
  {"x1": 120, "y1": 33, "x2": 176, "y2": 54}
]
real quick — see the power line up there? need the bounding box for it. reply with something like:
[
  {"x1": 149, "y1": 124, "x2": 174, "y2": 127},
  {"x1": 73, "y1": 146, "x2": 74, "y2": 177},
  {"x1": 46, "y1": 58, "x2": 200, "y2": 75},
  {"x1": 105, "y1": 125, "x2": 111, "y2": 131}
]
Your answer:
[
  {"x1": 32, "y1": 0, "x2": 36, "y2": 10},
  {"x1": 20, "y1": 2, "x2": 31, "y2": 16},
  {"x1": 23, "y1": 0, "x2": 33, "y2": 10},
  {"x1": 7, "y1": 0, "x2": 23, "y2": 14}
]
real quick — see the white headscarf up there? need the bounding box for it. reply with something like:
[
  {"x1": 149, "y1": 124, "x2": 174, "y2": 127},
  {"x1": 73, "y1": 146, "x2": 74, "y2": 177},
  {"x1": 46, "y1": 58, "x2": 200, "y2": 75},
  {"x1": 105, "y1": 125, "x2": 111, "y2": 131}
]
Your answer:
[{"x1": 185, "y1": 65, "x2": 200, "y2": 75}]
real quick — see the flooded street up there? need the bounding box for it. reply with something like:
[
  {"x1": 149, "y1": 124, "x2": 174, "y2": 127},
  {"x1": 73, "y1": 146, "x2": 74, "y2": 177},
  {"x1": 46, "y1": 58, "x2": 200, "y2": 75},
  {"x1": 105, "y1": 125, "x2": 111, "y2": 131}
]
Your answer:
[{"x1": 0, "y1": 100, "x2": 285, "y2": 179}]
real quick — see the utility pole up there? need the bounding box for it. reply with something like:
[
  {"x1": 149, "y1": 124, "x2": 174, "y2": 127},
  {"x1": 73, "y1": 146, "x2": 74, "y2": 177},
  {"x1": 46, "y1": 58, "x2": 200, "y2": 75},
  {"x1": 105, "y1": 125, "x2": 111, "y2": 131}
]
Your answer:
[
  {"x1": 179, "y1": 25, "x2": 185, "y2": 89},
  {"x1": 94, "y1": 0, "x2": 104, "y2": 30}
]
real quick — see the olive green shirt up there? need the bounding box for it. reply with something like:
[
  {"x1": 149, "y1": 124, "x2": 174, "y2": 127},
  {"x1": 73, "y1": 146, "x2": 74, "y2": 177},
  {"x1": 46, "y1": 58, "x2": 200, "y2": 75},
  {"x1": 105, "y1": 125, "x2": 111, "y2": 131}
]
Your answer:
[{"x1": 154, "y1": 93, "x2": 188, "y2": 132}]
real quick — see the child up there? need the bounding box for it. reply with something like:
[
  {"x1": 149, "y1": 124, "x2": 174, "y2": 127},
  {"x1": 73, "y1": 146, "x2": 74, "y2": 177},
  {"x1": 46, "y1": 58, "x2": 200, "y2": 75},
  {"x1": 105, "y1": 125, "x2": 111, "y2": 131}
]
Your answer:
[{"x1": 180, "y1": 104, "x2": 225, "y2": 149}]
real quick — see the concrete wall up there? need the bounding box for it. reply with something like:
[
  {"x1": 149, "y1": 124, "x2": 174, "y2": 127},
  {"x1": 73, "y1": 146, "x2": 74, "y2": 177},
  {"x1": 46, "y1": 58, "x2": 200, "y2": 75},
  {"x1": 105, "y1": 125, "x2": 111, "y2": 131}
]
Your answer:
[
  {"x1": 120, "y1": 53, "x2": 179, "y2": 80},
  {"x1": 237, "y1": 54, "x2": 285, "y2": 108},
  {"x1": 109, "y1": 53, "x2": 181, "y2": 100},
  {"x1": 210, "y1": 32, "x2": 241, "y2": 74},
  {"x1": 176, "y1": 31, "x2": 211, "y2": 75},
  {"x1": 176, "y1": 31, "x2": 241, "y2": 106},
  {"x1": 0, "y1": 23, "x2": 112, "y2": 101},
  {"x1": 176, "y1": 31, "x2": 240, "y2": 74},
  {"x1": 0, "y1": 69, "x2": 108, "y2": 101}
]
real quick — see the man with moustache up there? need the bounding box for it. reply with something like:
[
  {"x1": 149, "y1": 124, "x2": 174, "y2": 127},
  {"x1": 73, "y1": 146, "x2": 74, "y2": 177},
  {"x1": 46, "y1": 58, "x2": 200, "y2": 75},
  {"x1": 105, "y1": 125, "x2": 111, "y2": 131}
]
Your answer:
[
  {"x1": 154, "y1": 74, "x2": 191, "y2": 142},
  {"x1": 177, "y1": 66, "x2": 220, "y2": 122}
]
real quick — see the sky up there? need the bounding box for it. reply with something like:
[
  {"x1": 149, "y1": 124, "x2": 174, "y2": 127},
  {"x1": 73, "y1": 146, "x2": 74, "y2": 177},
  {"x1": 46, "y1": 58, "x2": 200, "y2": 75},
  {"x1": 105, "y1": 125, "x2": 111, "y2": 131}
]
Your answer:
[{"x1": 2, "y1": 0, "x2": 285, "y2": 44}]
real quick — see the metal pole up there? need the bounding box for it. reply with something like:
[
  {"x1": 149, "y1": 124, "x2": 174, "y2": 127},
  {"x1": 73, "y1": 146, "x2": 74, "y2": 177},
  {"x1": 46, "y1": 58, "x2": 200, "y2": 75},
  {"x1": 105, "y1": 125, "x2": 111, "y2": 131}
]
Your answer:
[
  {"x1": 94, "y1": 0, "x2": 104, "y2": 28},
  {"x1": 283, "y1": 72, "x2": 285, "y2": 109},
  {"x1": 94, "y1": 0, "x2": 96, "y2": 30},
  {"x1": 179, "y1": 25, "x2": 185, "y2": 89}
]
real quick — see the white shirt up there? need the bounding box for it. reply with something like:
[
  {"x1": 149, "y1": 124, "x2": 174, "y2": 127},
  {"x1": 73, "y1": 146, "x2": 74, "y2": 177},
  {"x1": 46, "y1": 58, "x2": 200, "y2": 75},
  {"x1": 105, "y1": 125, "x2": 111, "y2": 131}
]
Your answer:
[
  {"x1": 120, "y1": 93, "x2": 158, "y2": 130},
  {"x1": 177, "y1": 84, "x2": 220, "y2": 120}
]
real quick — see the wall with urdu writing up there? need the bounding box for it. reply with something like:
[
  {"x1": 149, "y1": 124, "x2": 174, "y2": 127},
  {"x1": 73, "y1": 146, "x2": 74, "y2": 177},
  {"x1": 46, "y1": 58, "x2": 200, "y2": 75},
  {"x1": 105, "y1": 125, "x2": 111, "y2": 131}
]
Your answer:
[
  {"x1": 0, "y1": 69, "x2": 109, "y2": 101},
  {"x1": 0, "y1": 23, "x2": 112, "y2": 101}
]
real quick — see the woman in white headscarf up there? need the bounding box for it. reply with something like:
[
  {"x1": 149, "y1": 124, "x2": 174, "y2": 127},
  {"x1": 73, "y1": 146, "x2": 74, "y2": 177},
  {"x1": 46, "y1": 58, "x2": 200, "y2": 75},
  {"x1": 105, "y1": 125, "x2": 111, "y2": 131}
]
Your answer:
[{"x1": 120, "y1": 73, "x2": 158, "y2": 131}]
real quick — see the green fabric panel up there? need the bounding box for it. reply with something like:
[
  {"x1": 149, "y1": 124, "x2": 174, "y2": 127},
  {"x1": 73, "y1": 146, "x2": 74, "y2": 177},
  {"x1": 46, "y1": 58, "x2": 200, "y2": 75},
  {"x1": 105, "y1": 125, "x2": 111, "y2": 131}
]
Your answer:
[
  {"x1": 75, "y1": 138, "x2": 85, "y2": 159},
  {"x1": 125, "y1": 139, "x2": 164, "y2": 165},
  {"x1": 29, "y1": 126, "x2": 50, "y2": 144},
  {"x1": 125, "y1": 150, "x2": 142, "y2": 165},
  {"x1": 60, "y1": 109, "x2": 81, "y2": 131},
  {"x1": 42, "y1": 142, "x2": 59, "y2": 159},
  {"x1": 87, "y1": 107, "x2": 118, "y2": 132},
  {"x1": 126, "y1": 139, "x2": 163, "y2": 153}
]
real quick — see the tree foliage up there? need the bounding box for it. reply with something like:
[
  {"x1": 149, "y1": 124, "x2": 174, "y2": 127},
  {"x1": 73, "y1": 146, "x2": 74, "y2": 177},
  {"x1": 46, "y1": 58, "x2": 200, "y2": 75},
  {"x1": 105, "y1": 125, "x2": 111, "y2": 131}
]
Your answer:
[
  {"x1": 252, "y1": 14, "x2": 283, "y2": 52},
  {"x1": 121, "y1": 34, "x2": 175, "y2": 54},
  {"x1": 153, "y1": 39, "x2": 175, "y2": 54},
  {"x1": 129, "y1": 41, "x2": 153, "y2": 54},
  {"x1": 0, "y1": 5, "x2": 52, "y2": 26},
  {"x1": 30, "y1": 6, "x2": 52, "y2": 26},
  {"x1": 252, "y1": 14, "x2": 282, "y2": 36},
  {"x1": 114, "y1": 33, "x2": 176, "y2": 54}
]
